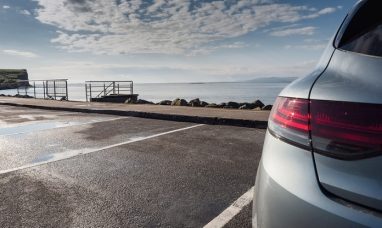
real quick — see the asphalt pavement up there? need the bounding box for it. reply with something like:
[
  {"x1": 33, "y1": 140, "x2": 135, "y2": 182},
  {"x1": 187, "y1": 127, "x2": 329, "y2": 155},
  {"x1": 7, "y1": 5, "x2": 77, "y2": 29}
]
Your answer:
[{"x1": 0, "y1": 105, "x2": 265, "y2": 227}]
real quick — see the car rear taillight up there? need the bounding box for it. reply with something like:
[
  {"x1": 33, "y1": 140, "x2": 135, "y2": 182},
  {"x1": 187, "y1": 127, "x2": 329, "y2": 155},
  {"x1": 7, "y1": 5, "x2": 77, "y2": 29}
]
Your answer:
[
  {"x1": 310, "y1": 100, "x2": 382, "y2": 160},
  {"x1": 268, "y1": 97, "x2": 311, "y2": 149},
  {"x1": 269, "y1": 97, "x2": 382, "y2": 160}
]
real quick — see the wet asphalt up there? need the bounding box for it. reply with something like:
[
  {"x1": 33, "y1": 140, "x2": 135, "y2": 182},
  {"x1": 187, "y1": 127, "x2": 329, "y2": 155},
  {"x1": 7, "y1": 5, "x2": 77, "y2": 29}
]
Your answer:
[{"x1": 0, "y1": 105, "x2": 265, "y2": 227}]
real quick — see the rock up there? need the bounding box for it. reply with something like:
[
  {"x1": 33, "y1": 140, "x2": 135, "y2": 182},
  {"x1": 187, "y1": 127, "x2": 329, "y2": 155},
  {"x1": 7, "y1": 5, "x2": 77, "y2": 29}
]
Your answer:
[
  {"x1": 0, "y1": 94, "x2": 4, "y2": 96},
  {"x1": 20, "y1": 95, "x2": 33, "y2": 98},
  {"x1": 253, "y1": 100, "x2": 265, "y2": 109},
  {"x1": 135, "y1": 99, "x2": 154, "y2": 104},
  {"x1": 200, "y1": 101, "x2": 209, "y2": 107},
  {"x1": 218, "y1": 102, "x2": 226, "y2": 108},
  {"x1": 262, "y1": 105, "x2": 273, "y2": 110},
  {"x1": 125, "y1": 99, "x2": 153, "y2": 104},
  {"x1": 158, "y1": 100, "x2": 172, "y2": 105},
  {"x1": 226, "y1": 101, "x2": 240, "y2": 109},
  {"x1": 206, "y1": 103, "x2": 218, "y2": 108},
  {"x1": 253, "y1": 107, "x2": 262, "y2": 111},
  {"x1": 189, "y1": 98, "x2": 201, "y2": 107},
  {"x1": 59, "y1": 96, "x2": 67, "y2": 101},
  {"x1": 171, "y1": 98, "x2": 188, "y2": 106},
  {"x1": 239, "y1": 103, "x2": 255, "y2": 110}
]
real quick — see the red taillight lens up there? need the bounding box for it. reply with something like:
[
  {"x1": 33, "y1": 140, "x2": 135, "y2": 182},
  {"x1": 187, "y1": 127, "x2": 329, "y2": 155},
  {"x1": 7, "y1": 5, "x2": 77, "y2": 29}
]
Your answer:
[
  {"x1": 268, "y1": 97, "x2": 311, "y2": 149},
  {"x1": 269, "y1": 97, "x2": 382, "y2": 160},
  {"x1": 310, "y1": 100, "x2": 382, "y2": 160}
]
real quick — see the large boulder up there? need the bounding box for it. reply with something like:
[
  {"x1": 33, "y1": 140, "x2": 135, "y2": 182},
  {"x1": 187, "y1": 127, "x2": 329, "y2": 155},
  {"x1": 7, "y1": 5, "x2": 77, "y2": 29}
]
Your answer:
[
  {"x1": 224, "y1": 101, "x2": 240, "y2": 109},
  {"x1": 200, "y1": 101, "x2": 209, "y2": 107},
  {"x1": 262, "y1": 105, "x2": 273, "y2": 110},
  {"x1": 206, "y1": 103, "x2": 218, "y2": 108},
  {"x1": 171, "y1": 98, "x2": 188, "y2": 106},
  {"x1": 158, "y1": 100, "x2": 172, "y2": 105},
  {"x1": 253, "y1": 100, "x2": 265, "y2": 109},
  {"x1": 189, "y1": 98, "x2": 201, "y2": 107},
  {"x1": 239, "y1": 103, "x2": 255, "y2": 110},
  {"x1": 218, "y1": 102, "x2": 227, "y2": 108},
  {"x1": 136, "y1": 99, "x2": 154, "y2": 104}
]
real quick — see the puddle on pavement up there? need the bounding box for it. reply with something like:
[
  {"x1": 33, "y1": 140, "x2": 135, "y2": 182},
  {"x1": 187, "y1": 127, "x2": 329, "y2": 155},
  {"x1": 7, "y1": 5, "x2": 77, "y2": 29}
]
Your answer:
[
  {"x1": 0, "y1": 121, "x2": 81, "y2": 136},
  {"x1": 0, "y1": 116, "x2": 123, "y2": 136}
]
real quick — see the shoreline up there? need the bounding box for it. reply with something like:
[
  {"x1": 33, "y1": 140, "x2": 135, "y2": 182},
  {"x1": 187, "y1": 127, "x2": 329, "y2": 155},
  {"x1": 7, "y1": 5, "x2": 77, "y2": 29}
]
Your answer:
[
  {"x1": 120, "y1": 97, "x2": 273, "y2": 110},
  {"x1": 0, "y1": 94, "x2": 273, "y2": 111}
]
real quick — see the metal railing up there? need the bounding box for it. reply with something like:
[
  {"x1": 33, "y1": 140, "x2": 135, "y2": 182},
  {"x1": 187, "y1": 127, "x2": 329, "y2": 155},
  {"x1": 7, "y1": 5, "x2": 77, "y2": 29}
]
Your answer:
[
  {"x1": 85, "y1": 81, "x2": 133, "y2": 102},
  {"x1": 16, "y1": 79, "x2": 68, "y2": 100}
]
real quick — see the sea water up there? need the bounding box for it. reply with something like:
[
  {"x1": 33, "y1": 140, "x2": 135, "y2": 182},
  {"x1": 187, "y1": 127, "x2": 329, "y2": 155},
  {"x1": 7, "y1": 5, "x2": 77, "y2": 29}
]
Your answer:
[{"x1": 0, "y1": 82, "x2": 290, "y2": 105}]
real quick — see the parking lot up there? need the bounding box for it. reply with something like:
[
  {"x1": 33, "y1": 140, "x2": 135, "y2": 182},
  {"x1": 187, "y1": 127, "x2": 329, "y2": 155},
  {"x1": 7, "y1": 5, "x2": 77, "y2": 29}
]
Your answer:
[{"x1": 0, "y1": 105, "x2": 265, "y2": 227}]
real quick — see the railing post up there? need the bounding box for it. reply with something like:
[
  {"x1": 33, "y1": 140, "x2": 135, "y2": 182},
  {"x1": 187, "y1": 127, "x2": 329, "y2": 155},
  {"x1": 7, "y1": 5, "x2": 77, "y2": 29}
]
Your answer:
[
  {"x1": 104, "y1": 83, "x2": 106, "y2": 97},
  {"x1": 43, "y1": 81, "x2": 46, "y2": 99},
  {"x1": 45, "y1": 80, "x2": 49, "y2": 98},
  {"x1": 25, "y1": 85, "x2": 27, "y2": 95},
  {"x1": 89, "y1": 84, "x2": 92, "y2": 102},
  {"x1": 53, "y1": 80, "x2": 56, "y2": 100},
  {"x1": 118, "y1": 84, "x2": 120, "y2": 94},
  {"x1": 113, "y1": 81, "x2": 116, "y2": 94},
  {"x1": 85, "y1": 83, "x2": 88, "y2": 102},
  {"x1": 131, "y1": 81, "x2": 133, "y2": 95},
  {"x1": 65, "y1": 80, "x2": 68, "y2": 100},
  {"x1": 33, "y1": 81, "x2": 36, "y2": 98}
]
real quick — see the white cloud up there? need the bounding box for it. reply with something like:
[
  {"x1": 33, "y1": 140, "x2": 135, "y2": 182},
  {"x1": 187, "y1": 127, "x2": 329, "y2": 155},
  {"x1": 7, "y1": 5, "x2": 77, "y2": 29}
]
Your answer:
[
  {"x1": 270, "y1": 26, "x2": 316, "y2": 37},
  {"x1": 2, "y1": 5, "x2": 10, "y2": 9},
  {"x1": 285, "y1": 38, "x2": 330, "y2": 51},
  {"x1": 2, "y1": 50, "x2": 39, "y2": 58},
  {"x1": 19, "y1": 9, "x2": 32, "y2": 16},
  {"x1": 32, "y1": 0, "x2": 338, "y2": 55},
  {"x1": 302, "y1": 7, "x2": 337, "y2": 19},
  {"x1": 285, "y1": 44, "x2": 327, "y2": 50},
  {"x1": 189, "y1": 42, "x2": 249, "y2": 56}
]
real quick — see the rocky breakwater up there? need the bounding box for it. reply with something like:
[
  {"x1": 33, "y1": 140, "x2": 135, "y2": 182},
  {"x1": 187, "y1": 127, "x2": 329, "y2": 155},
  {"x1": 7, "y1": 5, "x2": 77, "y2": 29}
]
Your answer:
[{"x1": 128, "y1": 97, "x2": 272, "y2": 111}]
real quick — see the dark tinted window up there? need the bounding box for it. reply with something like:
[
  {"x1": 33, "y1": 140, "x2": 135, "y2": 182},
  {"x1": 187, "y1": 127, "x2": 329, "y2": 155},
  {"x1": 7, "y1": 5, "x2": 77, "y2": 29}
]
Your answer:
[{"x1": 339, "y1": 0, "x2": 382, "y2": 57}]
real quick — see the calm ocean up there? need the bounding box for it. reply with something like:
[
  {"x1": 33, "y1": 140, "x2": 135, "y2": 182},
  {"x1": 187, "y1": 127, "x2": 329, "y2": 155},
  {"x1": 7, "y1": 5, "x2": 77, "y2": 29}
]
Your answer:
[{"x1": 1, "y1": 82, "x2": 290, "y2": 105}]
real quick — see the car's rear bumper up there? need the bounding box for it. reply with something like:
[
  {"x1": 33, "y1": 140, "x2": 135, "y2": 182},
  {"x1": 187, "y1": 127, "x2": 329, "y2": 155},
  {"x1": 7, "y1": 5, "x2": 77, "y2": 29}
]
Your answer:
[{"x1": 254, "y1": 130, "x2": 382, "y2": 228}]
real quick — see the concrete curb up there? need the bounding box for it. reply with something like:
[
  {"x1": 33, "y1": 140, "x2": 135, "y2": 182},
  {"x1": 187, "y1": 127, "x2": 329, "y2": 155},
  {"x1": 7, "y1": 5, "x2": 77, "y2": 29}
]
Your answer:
[{"x1": 0, "y1": 102, "x2": 268, "y2": 129}]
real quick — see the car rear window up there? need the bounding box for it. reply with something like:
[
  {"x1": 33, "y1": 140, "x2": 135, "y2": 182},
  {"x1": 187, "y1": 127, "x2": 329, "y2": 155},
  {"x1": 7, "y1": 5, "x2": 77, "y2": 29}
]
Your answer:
[{"x1": 338, "y1": 0, "x2": 382, "y2": 57}]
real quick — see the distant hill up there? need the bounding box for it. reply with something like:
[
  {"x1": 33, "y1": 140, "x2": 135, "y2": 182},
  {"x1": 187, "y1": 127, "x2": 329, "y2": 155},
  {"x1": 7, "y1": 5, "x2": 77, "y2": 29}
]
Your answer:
[
  {"x1": 243, "y1": 77, "x2": 298, "y2": 83},
  {"x1": 0, "y1": 69, "x2": 29, "y2": 89}
]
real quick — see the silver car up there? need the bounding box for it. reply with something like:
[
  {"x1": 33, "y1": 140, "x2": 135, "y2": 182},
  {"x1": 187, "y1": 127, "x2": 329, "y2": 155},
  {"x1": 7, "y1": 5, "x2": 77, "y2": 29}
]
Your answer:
[{"x1": 254, "y1": 0, "x2": 382, "y2": 227}]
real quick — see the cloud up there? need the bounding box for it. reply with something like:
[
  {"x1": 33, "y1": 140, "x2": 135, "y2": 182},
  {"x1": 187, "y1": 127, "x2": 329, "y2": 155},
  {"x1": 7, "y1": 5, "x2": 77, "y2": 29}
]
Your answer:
[
  {"x1": 285, "y1": 43, "x2": 327, "y2": 50},
  {"x1": 19, "y1": 10, "x2": 32, "y2": 15},
  {"x1": 32, "y1": 0, "x2": 338, "y2": 55},
  {"x1": 189, "y1": 42, "x2": 249, "y2": 56},
  {"x1": 2, "y1": 50, "x2": 39, "y2": 58},
  {"x1": 2, "y1": 5, "x2": 10, "y2": 9},
  {"x1": 284, "y1": 38, "x2": 330, "y2": 50},
  {"x1": 270, "y1": 26, "x2": 316, "y2": 37},
  {"x1": 302, "y1": 7, "x2": 337, "y2": 19}
]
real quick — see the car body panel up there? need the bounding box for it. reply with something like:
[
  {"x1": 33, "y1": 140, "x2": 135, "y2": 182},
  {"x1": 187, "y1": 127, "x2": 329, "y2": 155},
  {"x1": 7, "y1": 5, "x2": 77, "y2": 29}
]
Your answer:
[
  {"x1": 254, "y1": 131, "x2": 382, "y2": 227},
  {"x1": 310, "y1": 49, "x2": 382, "y2": 104},
  {"x1": 309, "y1": 48, "x2": 382, "y2": 211},
  {"x1": 314, "y1": 154, "x2": 382, "y2": 211}
]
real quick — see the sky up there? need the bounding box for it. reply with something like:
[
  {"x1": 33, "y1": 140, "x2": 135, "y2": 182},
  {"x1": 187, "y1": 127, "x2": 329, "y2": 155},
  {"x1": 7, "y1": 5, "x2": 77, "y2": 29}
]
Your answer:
[{"x1": 0, "y1": 0, "x2": 357, "y2": 83}]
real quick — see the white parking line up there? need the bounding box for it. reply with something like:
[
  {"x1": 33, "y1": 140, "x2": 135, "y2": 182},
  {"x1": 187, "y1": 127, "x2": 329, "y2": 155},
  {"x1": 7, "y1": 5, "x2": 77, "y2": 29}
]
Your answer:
[
  {"x1": 204, "y1": 186, "x2": 255, "y2": 228},
  {"x1": 0, "y1": 124, "x2": 204, "y2": 175}
]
